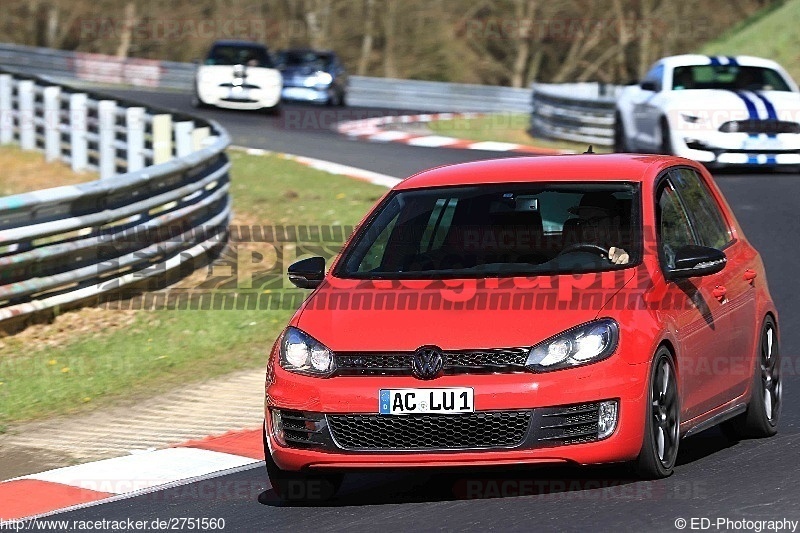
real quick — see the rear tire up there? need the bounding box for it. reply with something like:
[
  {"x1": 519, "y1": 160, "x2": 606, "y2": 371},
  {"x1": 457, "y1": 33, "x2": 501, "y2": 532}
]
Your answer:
[
  {"x1": 263, "y1": 427, "x2": 342, "y2": 502},
  {"x1": 721, "y1": 316, "x2": 780, "y2": 439},
  {"x1": 634, "y1": 347, "x2": 680, "y2": 479}
]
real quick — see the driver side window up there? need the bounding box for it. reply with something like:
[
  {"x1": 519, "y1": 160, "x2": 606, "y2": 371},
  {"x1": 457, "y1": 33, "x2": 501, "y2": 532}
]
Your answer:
[{"x1": 657, "y1": 181, "x2": 696, "y2": 269}]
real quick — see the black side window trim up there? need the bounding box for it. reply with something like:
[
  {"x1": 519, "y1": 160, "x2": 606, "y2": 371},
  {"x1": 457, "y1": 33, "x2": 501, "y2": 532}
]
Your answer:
[{"x1": 668, "y1": 167, "x2": 735, "y2": 251}]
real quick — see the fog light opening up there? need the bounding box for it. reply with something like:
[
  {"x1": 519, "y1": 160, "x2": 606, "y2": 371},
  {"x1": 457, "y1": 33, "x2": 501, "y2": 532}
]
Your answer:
[
  {"x1": 271, "y1": 409, "x2": 286, "y2": 446},
  {"x1": 597, "y1": 400, "x2": 618, "y2": 439}
]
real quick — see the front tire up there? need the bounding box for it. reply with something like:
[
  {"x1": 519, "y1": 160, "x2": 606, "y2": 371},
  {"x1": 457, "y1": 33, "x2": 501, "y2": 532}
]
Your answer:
[
  {"x1": 613, "y1": 112, "x2": 628, "y2": 152},
  {"x1": 634, "y1": 347, "x2": 680, "y2": 479},
  {"x1": 263, "y1": 102, "x2": 282, "y2": 116},
  {"x1": 191, "y1": 85, "x2": 209, "y2": 109},
  {"x1": 722, "y1": 316, "x2": 780, "y2": 439},
  {"x1": 659, "y1": 116, "x2": 673, "y2": 155},
  {"x1": 263, "y1": 428, "x2": 342, "y2": 502}
]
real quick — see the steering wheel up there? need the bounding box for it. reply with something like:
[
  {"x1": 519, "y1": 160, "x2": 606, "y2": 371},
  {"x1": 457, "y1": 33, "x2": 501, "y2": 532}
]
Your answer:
[{"x1": 558, "y1": 243, "x2": 608, "y2": 258}]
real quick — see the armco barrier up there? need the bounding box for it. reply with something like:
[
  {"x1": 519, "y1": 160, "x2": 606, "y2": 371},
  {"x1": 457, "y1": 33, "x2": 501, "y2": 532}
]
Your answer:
[
  {"x1": 0, "y1": 68, "x2": 230, "y2": 327},
  {"x1": 0, "y1": 42, "x2": 532, "y2": 113},
  {"x1": 531, "y1": 83, "x2": 624, "y2": 146},
  {"x1": 0, "y1": 42, "x2": 622, "y2": 153}
]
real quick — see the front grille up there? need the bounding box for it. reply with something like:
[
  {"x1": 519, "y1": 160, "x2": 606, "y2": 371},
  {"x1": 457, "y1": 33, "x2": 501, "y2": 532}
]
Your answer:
[
  {"x1": 218, "y1": 82, "x2": 261, "y2": 90},
  {"x1": 536, "y1": 403, "x2": 601, "y2": 446},
  {"x1": 719, "y1": 120, "x2": 800, "y2": 135},
  {"x1": 327, "y1": 410, "x2": 532, "y2": 450},
  {"x1": 333, "y1": 348, "x2": 529, "y2": 376}
]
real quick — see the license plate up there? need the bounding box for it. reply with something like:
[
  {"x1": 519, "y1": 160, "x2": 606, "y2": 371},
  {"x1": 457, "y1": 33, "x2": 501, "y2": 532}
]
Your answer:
[
  {"x1": 742, "y1": 137, "x2": 783, "y2": 150},
  {"x1": 227, "y1": 87, "x2": 250, "y2": 100},
  {"x1": 283, "y1": 87, "x2": 314, "y2": 99},
  {"x1": 379, "y1": 388, "x2": 474, "y2": 415}
]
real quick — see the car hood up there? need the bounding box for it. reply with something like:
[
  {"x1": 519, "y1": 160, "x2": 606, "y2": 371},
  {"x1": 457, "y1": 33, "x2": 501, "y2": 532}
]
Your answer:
[
  {"x1": 663, "y1": 89, "x2": 800, "y2": 118},
  {"x1": 197, "y1": 64, "x2": 281, "y2": 84},
  {"x1": 293, "y1": 271, "x2": 637, "y2": 352},
  {"x1": 280, "y1": 65, "x2": 324, "y2": 78}
]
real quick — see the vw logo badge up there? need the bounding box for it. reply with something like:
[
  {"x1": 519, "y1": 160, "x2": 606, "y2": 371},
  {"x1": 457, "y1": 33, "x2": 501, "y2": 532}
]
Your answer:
[{"x1": 411, "y1": 346, "x2": 444, "y2": 380}]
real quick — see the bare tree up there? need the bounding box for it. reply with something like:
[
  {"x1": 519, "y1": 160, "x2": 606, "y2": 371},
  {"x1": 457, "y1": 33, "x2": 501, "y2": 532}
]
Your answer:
[
  {"x1": 356, "y1": 0, "x2": 374, "y2": 76},
  {"x1": 115, "y1": 2, "x2": 137, "y2": 59}
]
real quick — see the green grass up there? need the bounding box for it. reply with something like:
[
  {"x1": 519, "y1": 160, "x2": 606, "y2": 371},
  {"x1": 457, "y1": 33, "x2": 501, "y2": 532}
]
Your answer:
[
  {"x1": 702, "y1": 0, "x2": 800, "y2": 82},
  {"x1": 0, "y1": 152, "x2": 388, "y2": 424},
  {"x1": 427, "y1": 113, "x2": 610, "y2": 153}
]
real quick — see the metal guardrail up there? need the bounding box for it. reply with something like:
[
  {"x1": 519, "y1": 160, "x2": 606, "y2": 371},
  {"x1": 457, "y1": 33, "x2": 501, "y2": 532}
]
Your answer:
[
  {"x1": 0, "y1": 42, "x2": 532, "y2": 113},
  {"x1": 0, "y1": 68, "x2": 231, "y2": 327},
  {"x1": 531, "y1": 83, "x2": 624, "y2": 146},
  {"x1": 348, "y1": 77, "x2": 532, "y2": 113}
]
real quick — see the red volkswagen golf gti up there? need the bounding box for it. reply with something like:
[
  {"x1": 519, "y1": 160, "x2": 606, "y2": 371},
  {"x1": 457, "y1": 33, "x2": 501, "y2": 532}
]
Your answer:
[{"x1": 264, "y1": 154, "x2": 780, "y2": 501}]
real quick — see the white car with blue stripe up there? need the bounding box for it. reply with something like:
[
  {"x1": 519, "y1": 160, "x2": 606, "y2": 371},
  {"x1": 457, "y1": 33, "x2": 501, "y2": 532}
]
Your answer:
[{"x1": 615, "y1": 55, "x2": 800, "y2": 167}]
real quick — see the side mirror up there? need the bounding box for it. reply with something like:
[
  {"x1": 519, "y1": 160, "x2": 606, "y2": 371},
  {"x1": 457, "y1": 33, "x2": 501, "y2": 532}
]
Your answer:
[
  {"x1": 666, "y1": 245, "x2": 726, "y2": 280},
  {"x1": 640, "y1": 81, "x2": 658, "y2": 92},
  {"x1": 288, "y1": 257, "x2": 326, "y2": 289}
]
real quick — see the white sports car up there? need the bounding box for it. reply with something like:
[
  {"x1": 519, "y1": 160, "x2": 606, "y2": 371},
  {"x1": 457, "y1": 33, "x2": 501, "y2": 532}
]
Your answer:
[
  {"x1": 192, "y1": 40, "x2": 282, "y2": 113},
  {"x1": 615, "y1": 55, "x2": 800, "y2": 167}
]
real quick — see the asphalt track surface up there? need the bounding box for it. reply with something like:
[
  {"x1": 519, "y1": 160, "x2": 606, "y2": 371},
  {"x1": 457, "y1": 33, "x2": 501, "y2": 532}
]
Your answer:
[{"x1": 58, "y1": 90, "x2": 800, "y2": 532}]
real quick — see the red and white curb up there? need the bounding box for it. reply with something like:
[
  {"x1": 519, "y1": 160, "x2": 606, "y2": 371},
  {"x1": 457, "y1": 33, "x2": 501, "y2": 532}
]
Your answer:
[
  {"x1": 336, "y1": 112, "x2": 570, "y2": 155},
  {"x1": 0, "y1": 429, "x2": 264, "y2": 520},
  {"x1": 232, "y1": 146, "x2": 402, "y2": 188}
]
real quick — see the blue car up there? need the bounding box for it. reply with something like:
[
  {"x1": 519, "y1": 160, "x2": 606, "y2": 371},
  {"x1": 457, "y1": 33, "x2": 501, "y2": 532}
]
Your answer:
[{"x1": 276, "y1": 49, "x2": 347, "y2": 106}]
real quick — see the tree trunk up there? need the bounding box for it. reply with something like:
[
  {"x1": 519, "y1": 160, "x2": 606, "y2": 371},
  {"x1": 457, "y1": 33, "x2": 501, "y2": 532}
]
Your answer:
[
  {"x1": 638, "y1": 0, "x2": 655, "y2": 78},
  {"x1": 383, "y1": 0, "x2": 398, "y2": 78},
  {"x1": 115, "y1": 1, "x2": 137, "y2": 59},
  {"x1": 357, "y1": 0, "x2": 375, "y2": 76},
  {"x1": 612, "y1": 0, "x2": 631, "y2": 82},
  {"x1": 511, "y1": 0, "x2": 537, "y2": 88}
]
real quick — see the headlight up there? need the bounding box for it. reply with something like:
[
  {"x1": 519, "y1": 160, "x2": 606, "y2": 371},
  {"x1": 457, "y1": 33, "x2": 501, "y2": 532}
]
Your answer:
[
  {"x1": 304, "y1": 71, "x2": 333, "y2": 88},
  {"x1": 279, "y1": 327, "x2": 336, "y2": 377},
  {"x1": 526, "y1": 319, "x2": 619, "y2": 372},
  {"x1": 680, "y1": 113, "x2": 703, "y2": 124}
]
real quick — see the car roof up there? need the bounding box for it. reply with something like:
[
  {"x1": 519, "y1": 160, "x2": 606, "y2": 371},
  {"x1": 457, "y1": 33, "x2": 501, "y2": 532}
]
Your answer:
[
  {"x1": 281, "y1": 48, "x2": 334, "y2": 56},
  {"x1": 210, "y1": 40, "x2": 267, "y2": 49},
  {"x1": 656, "y1": 54, "x2": 783, "y2": 70},
  {"x1": 395, "y1": 154, "x2": 693, "y2": 190}
]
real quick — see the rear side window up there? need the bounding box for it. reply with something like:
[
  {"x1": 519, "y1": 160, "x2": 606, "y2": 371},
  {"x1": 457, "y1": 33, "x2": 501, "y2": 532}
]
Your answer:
[{"x1": 668, "y1": 169, "x2": 731, "y2": 249}]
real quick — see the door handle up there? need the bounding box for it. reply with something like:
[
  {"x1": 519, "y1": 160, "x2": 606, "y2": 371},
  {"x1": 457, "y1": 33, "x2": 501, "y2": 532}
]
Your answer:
[
  {"x1": 743, "y1": 269, "x2": 757, "y2": 284},
  {"x1": 713, "y1": 285, "x2": 727, "y2": 302}
]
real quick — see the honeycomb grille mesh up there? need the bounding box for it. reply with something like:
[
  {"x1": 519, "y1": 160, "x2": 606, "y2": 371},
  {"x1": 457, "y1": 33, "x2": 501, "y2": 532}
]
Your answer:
[{"x1": 327, "y1": 411, "x2": 532, "y2": 450}]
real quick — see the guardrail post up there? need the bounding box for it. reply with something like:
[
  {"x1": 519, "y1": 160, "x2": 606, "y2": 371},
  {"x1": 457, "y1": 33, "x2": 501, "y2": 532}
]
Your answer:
[
  {"x1": 69, "y1": 93, "x2": 88, "y2": 171},
  {"x1": 151, "y1": 114, "x2": 173, "y2": 164},
  {"x1": 126, "y1": 107, "x2": 145, "y2": 172},
  {"x1": 0, "y1": 75, "x2": 12, "y2": 145},
  {"x1": 191, "y1": 126, "x2": 210, "y2": 151},
  {"x1": 18, "y1": 80, "x2": 35, "y2": 150},
  {"x1": 43, "y1": 86, "x2": 61, "y2": 161},
  {"x1": 174, "y1": 121, "x2": 193, "y2": 158},
  {"x1": 98, "y1": 100, "x2": 117, "y2": 179}
]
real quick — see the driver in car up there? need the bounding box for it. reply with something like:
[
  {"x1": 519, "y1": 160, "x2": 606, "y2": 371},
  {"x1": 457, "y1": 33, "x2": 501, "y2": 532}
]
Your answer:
[{"x1": 564, "y1": 192, "x2": 630, "y2": 265}]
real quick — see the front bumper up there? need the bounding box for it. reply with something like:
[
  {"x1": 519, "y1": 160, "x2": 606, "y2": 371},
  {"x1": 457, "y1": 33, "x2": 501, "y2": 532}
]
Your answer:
[
  {"x1": 198, "y1": 84, "x2": 281, "y2": 110},
  {"x1": 281, "y1": 85, "x2": 331, "y2": 103},
  {"x1": 672, "y1": 130, "x2": 800, "y2": 166},
  {"x1": 265, "y1": 356, "x2": 649, "y2": 471}
]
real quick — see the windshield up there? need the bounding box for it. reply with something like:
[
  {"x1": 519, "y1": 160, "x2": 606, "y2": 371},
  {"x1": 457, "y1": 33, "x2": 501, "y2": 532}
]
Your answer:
[
  {"x1": 672, "y1": 65, "x2": 791, "y2": 91},
  {"x1": 278, "y1": 51, "x2": 333, "y2": 71},
  {"x1": 336, "y1": 183, "x2": 640, "y2": 279},
  {"x1": 205, "y1": 45, "x2": 273, "y2": 68}
]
